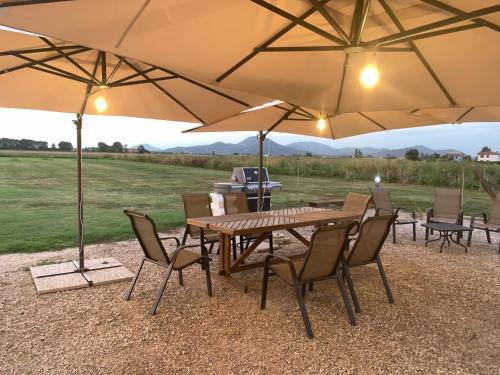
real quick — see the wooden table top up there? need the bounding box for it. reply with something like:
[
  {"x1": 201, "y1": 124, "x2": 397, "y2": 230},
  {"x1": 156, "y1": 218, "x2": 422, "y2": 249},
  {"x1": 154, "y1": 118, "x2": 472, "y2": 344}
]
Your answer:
[{"x1": 187, "y1": 207, "x2": 362, "y2": 236}]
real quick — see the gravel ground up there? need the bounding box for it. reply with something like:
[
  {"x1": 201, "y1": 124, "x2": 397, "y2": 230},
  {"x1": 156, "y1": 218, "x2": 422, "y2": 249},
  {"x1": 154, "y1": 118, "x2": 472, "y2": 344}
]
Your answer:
[{"x1": 1, "y1": 220, "x2": 499, "y2": 375}]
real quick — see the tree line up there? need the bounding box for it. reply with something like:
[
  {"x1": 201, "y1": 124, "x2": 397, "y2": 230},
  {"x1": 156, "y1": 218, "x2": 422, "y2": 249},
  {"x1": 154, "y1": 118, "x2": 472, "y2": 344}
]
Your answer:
[{"x1": 0, "y1": 138, "x2": 73, "y2": 151}]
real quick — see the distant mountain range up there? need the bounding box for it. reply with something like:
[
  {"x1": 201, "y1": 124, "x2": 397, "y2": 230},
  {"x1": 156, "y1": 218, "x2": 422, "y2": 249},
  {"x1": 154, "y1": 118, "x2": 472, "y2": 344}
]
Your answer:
[{"x1": 137, "y1": 137, "x2": 461, "y2": 158}]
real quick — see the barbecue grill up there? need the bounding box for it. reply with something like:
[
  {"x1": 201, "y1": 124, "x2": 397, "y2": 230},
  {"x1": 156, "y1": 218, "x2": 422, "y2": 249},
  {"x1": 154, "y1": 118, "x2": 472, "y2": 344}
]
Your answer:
[{"x1": 213, "y1": 167, "x2": 282, "y2": 212}]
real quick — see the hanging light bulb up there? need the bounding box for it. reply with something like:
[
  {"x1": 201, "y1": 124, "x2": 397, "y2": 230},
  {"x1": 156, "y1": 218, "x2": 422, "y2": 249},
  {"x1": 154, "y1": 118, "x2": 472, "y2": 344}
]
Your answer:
[
  {"x1": 94, "y1": 95, "x2": 108, "y2": 113},
  {"x1": 317, "y1": 116, "x2": 326, "y2": 131},
  {"x1": 360, "y1": 64, "x2": 380, "y2": 89}
]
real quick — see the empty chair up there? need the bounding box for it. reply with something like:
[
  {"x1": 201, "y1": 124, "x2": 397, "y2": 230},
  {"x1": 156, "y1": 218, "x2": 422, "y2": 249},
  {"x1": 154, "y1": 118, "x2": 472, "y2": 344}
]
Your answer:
[
  {"x1": 468, "y1": 196, "x2": 500, "y2": 253},
  {"x1": 123, "y1": 209, "x2": 212, "y2": 315},
  {"x1": 260, "y1": 221, "x2": 357, "y2": 339},
  {"x1": 425, "y1": 188, "x2": 464, "y2": 240},
  {"x1": 371, "y1": 187, "x2": 417, "y2": 243},
  {"x1": 341, "y1": 192, "x2": 372, "y2": 235},
  {"x1": 342, "y1": 214, "x2": 397, "y2": 313},
  {"x1": 181, "y1": 193, "x2": 219, "y2": 253},
  {"x1": 223, "y1": 192, "x2": 273, "y2": 260}
]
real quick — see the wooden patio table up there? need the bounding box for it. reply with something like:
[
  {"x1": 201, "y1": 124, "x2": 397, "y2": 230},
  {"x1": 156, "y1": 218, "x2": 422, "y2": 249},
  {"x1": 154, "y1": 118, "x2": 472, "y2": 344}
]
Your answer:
[{"x1": 187, "y1": 207, "x2": 362, "y2": 292}]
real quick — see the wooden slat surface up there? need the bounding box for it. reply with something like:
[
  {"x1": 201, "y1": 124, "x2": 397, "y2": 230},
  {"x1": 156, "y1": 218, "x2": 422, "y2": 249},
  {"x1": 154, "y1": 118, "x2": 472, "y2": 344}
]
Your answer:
[{"x1": 187, "y1": 207, "x2": 362, "y2": 236}]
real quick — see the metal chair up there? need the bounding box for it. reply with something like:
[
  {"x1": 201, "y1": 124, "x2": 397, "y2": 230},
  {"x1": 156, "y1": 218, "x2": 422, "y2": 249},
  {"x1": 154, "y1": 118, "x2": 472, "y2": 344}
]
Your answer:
[
  {"x1": 342, "y1": 213, "x2": 397, "y2": 313},
  {"x1": 371, "y1": 187, "x2": 417, "y2": 243},
  {"x1": 260, "y1": 221, "x2": 357, "y2": 339},
  {"x1": 425, "y1": 188, "x2": 464, "y2": 240},
  {"x1": 181, "y1": 193, "x2": 219, "y2": 253},
  {"x1": 467, "y1": 196, "x2": 500, "y2": 253},
  {"x1": 222, "y1": 192, "x2": 273, "y2": 260},
  {"x1": 123, "y1": 209, "x2": 212, "y2": 315}
]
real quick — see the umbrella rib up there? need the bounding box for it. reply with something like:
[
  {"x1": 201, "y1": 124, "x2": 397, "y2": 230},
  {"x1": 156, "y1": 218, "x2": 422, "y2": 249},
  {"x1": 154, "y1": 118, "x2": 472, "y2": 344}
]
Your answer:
[
  {"x1": 153, "y1": 66, "x2": 250, "y2": 107},
  {"x1": 27, "y1": 64, "x2": 92, "y2": 84},
  {"x1": 261, "y1": 46, "x2": 345, "y2": 52},
  {"x1": 111, "y1": 76, "x2": 177, "y2": 87},
  {"x1": 0, "y1": 47, "x2": 89, "y2": 75},
  {"x1": 216, "y1": 0, "x2": 330, "y2": 83},
  {"x1": 266, "y1": 105, "x2": 299, "y2": 133},
  {"x1": 308, "y1": 0, "x2": 351, "y2": 44},
  {"x1": 455, "y1": 107, "x2": 474, "y2": 123},
  {"x1": 115, "y1": 0, "x2": 151, "y2": 48},
  {"x1": 354, "y1": 0, "x2": 372, "y2": 44},
  {"x1": 365, "y1": 4, "x2": 500, "y2": 47},
  {"x1": 327, "y1": 116, "x2": 336, "y2": 139},
  {"x1": 11, "y1": 52, "x2": 93, "y2": 85},
  {"x1": 123, "y1": 59, "x2": 206, "y2": 124},
  {"x1": 0, "y1": 0, "x2": 71, "y2": 7},
  {"x1": 110, "y1": 66, "x2": 157, "y2": 85},
  {"x1": 105, "y1": 56, "x2": 124, "y2": 84},
  {"x1": 379, "y1": 0, "x2": 456, "y2": 106},
  {"x1": 420, "y1": 0, "x2": 500, "y2": 33},
  {"x1": 358, "y1": 112, "x2": 387, "y2": 130},
  {"x1": 0, "y1": 45, "x2": 82, "y2": 56},
  {"x1": 39, "y1": 37, "x2": 99, "y2": 84},
  {"x1": 335, "y1": 53, "x2": 349, "y2": 113},
  {"x1": 250, "y1": 0, "x2": 347, "y2": 46}
]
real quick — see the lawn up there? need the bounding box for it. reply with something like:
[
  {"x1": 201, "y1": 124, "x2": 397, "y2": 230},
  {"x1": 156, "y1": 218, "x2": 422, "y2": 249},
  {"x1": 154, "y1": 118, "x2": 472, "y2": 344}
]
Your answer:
[{"x1": 0, "y1": 156, "x2": 493, "y2": 253}]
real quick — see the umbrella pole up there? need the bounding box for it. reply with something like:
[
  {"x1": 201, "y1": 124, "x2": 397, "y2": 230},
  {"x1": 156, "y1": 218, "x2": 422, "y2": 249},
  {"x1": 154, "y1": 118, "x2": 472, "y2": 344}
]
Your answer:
[
  {"x1": 258, "y1": 131, "x2": 264, "y2": 212},
  {"x1": 75, "y1": 114, "x2": 85, "y2": 271}
]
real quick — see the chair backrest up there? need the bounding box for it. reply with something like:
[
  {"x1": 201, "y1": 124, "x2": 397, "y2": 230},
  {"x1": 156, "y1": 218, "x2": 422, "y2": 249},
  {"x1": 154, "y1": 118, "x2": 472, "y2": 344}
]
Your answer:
[
  {"x1": 489, "y1": 196, "x2": 500, "y2": 225},
  {"x1": 298, "y1": 221, "x2": 355, "y2": 282},
  {"x1": 123, "y1": 209, "x2": 169, "y2": 264},
  {"x1": 223, "y1": 192, "x2": 249, "y2": 215},
  {"x1": 342, "y1": 192, "x2": 372, "y2": 219},
  {"x1": 433, "y1": 188, "x2": 461, "y2": 219},
  {"x1": 347, "y1": 214, "x2": 396, "y2": 267},
  {"x1": 182, "y1": 193, "x2": 213, "y2": 238},
  {"x1": 371, "y1": 187, "x2": 394, "y2": 214}
]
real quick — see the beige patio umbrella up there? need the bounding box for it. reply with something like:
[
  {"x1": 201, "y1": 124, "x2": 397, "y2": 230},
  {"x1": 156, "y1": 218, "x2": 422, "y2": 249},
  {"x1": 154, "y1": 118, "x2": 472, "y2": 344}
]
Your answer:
[
  {"x1": 0, "y1": 27, "x2": 271, "y2": 272},
  {"x1": 185, "y1": 101, "x2": 500, "y2": 207},
  {"x1": 0, "y1": 0, "x2": 499, "y2": 116}
]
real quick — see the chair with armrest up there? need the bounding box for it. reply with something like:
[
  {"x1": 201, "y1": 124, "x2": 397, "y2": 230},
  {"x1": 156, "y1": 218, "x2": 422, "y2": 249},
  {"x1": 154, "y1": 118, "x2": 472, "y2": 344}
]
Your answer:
[
  {"x1": 425, "y1": 188, "x2": 464, "y2": 240},
  {"x1": 123, "y1": 209, "x2": 212, "y2": 315},
  {"x1": 181, "y1": 193, "x2": 219, "y2": 253},
  {"x1": 467, "y1": 197, "x2": 500, "y2": 253},
  {"x1": 223, "y1": 192, "x2": 273, "y2": 260},
  {"x1": 260, "y1": 221, "x2": 357, "y2": 339},
  {"x1": 342, "y1": 213, "x2": 398, "y2": 313},
  {"x1": 371, "y1": 187, "x2": 417, "y2": 243}
]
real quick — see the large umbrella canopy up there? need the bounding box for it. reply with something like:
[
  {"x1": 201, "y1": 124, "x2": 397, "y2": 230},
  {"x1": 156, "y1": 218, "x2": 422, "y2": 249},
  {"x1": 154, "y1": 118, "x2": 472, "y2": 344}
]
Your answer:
[
  {"x1": 0, "y1": 28, "x2": 270, "y2": 124},
  {"x1": 0, "y1": 0, "x2": 499, "y2": 116},
  {"x1": 185, "y1": 102, "x2": 500, "y2": 140},
  {"x1": 0, "y1": 26, "x2": 271, "y2": 271}
]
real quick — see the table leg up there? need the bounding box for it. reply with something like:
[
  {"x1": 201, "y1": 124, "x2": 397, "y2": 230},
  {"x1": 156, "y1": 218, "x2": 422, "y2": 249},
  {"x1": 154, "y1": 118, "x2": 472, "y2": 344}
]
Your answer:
[
  {"x1": 425, "y1": 230, "x2": 443, "y2": 247},
  {"x1": 439, "y1": 231, "x2": 448, "y2": 253},
  {"x1": 450, "y1": 231, "x2": 469, "y2": 253}
]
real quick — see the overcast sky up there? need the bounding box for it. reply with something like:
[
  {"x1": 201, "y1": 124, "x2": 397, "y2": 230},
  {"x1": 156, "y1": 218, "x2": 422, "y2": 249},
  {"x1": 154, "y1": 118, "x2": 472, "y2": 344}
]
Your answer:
[{"x1": 0, "y1": 107, "x2": 498, "y2": 154}]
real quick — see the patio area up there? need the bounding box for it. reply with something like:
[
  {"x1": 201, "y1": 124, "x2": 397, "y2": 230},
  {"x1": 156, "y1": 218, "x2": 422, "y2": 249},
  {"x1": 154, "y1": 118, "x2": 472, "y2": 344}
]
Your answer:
[{"x1": 1, "y1": 221, "x2": 498, "y2": 375}]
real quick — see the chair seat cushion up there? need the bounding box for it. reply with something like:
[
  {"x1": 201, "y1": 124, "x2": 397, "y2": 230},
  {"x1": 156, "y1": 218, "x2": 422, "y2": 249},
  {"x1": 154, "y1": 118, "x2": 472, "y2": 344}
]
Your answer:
[
  {"x1": 270, "y1": 258, "x2": 305, "y2": 284},
  {"x1": 172, "y1": 249, "x2": 202, "y2": 269}
]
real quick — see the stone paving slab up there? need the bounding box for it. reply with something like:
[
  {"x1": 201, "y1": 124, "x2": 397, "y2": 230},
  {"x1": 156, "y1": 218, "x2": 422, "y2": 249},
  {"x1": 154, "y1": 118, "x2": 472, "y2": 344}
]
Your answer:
[
  {"x1": 85, "y1": 266, "x2": 134, "y2": 286},
  {"x1": 30, "y1": 261, "x2": 77, "y2": 278},
  {"x1": 33, "y1": 273, "x2": 89, "y2": 294}
]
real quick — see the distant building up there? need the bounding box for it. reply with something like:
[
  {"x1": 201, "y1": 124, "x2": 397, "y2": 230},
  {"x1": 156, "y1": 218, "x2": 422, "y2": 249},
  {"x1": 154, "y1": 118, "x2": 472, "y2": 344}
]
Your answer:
[
  {"x1": 446, "y1": 151, "x2": 465, "y2": 161},
  {"x1": 477, "y1": 151, "x2": 500, "y2": 162}
]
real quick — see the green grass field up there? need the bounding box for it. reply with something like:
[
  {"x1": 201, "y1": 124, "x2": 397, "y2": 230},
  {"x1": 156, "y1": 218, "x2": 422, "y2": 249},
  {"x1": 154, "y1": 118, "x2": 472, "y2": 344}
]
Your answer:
[{"x1": 0, "y1": 156, "x2": 494, "y2": 253}]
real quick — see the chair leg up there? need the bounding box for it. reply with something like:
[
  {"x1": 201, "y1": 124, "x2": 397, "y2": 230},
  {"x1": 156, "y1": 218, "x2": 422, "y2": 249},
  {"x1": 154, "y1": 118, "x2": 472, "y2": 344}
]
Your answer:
[
  {"x1": 203, "y1": 258, "x2": 213, "y2": 297},
  {"x1": 239, "y1": 236, "x2": 244, "y2": 255},
  {"x1": 150, "y1": 263, "x2": 175, "y2": 315},
  {"x1": 232, "y1": 238, "x2": 237, "y2": 261},
  {"x1": 208, "y1": 242, "x2": 215, "y2": 254},
  {"x1": 301, "y1": 284, "x2": 306, "y2": 298},
  {"x1": 425, "y1": 227, "x2": 429, "y2": 240},
  {"x1": 181, "y1": 227, "x2": 188, "y2": 245},
  {"x1": 178, "y1": 269, "x2": 184, "y2": 287},
  {"x1": 260, "y1": 263, "x2": 270, "y2": 310},
  {"x1": 336, "y1": 271, "x2": 356, "y2": 326},
  {"x1": 308, "y1": 282, "x2": 314, "y2": 292},
  {"x1": 124, "y1": 257, "x2": 145, "y2": 301},
  {"x1": 343, "y1": 266, "x2": 361, "y2": 313},
  {"x1": 376, "y1": 256, "x2": 394, "y2": 304},
  {"x1": 268, "y1": 234, "x2": 273, "y2": 254},
  {"x1": 392, "y1": 223, "x2": 396, "y2": 244},
  {"x1": 467, "y1": 228, "x2": 473, "y2": 247},
  {"x1": 412, "y1": 222, "x2": 416, "y2": 241},
  {"x1": 292, "y1": 278, "x2": 314, "y2": 339},
  {"x1": 486, "y1": 229, "x2": 491, "y2": 244}
]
